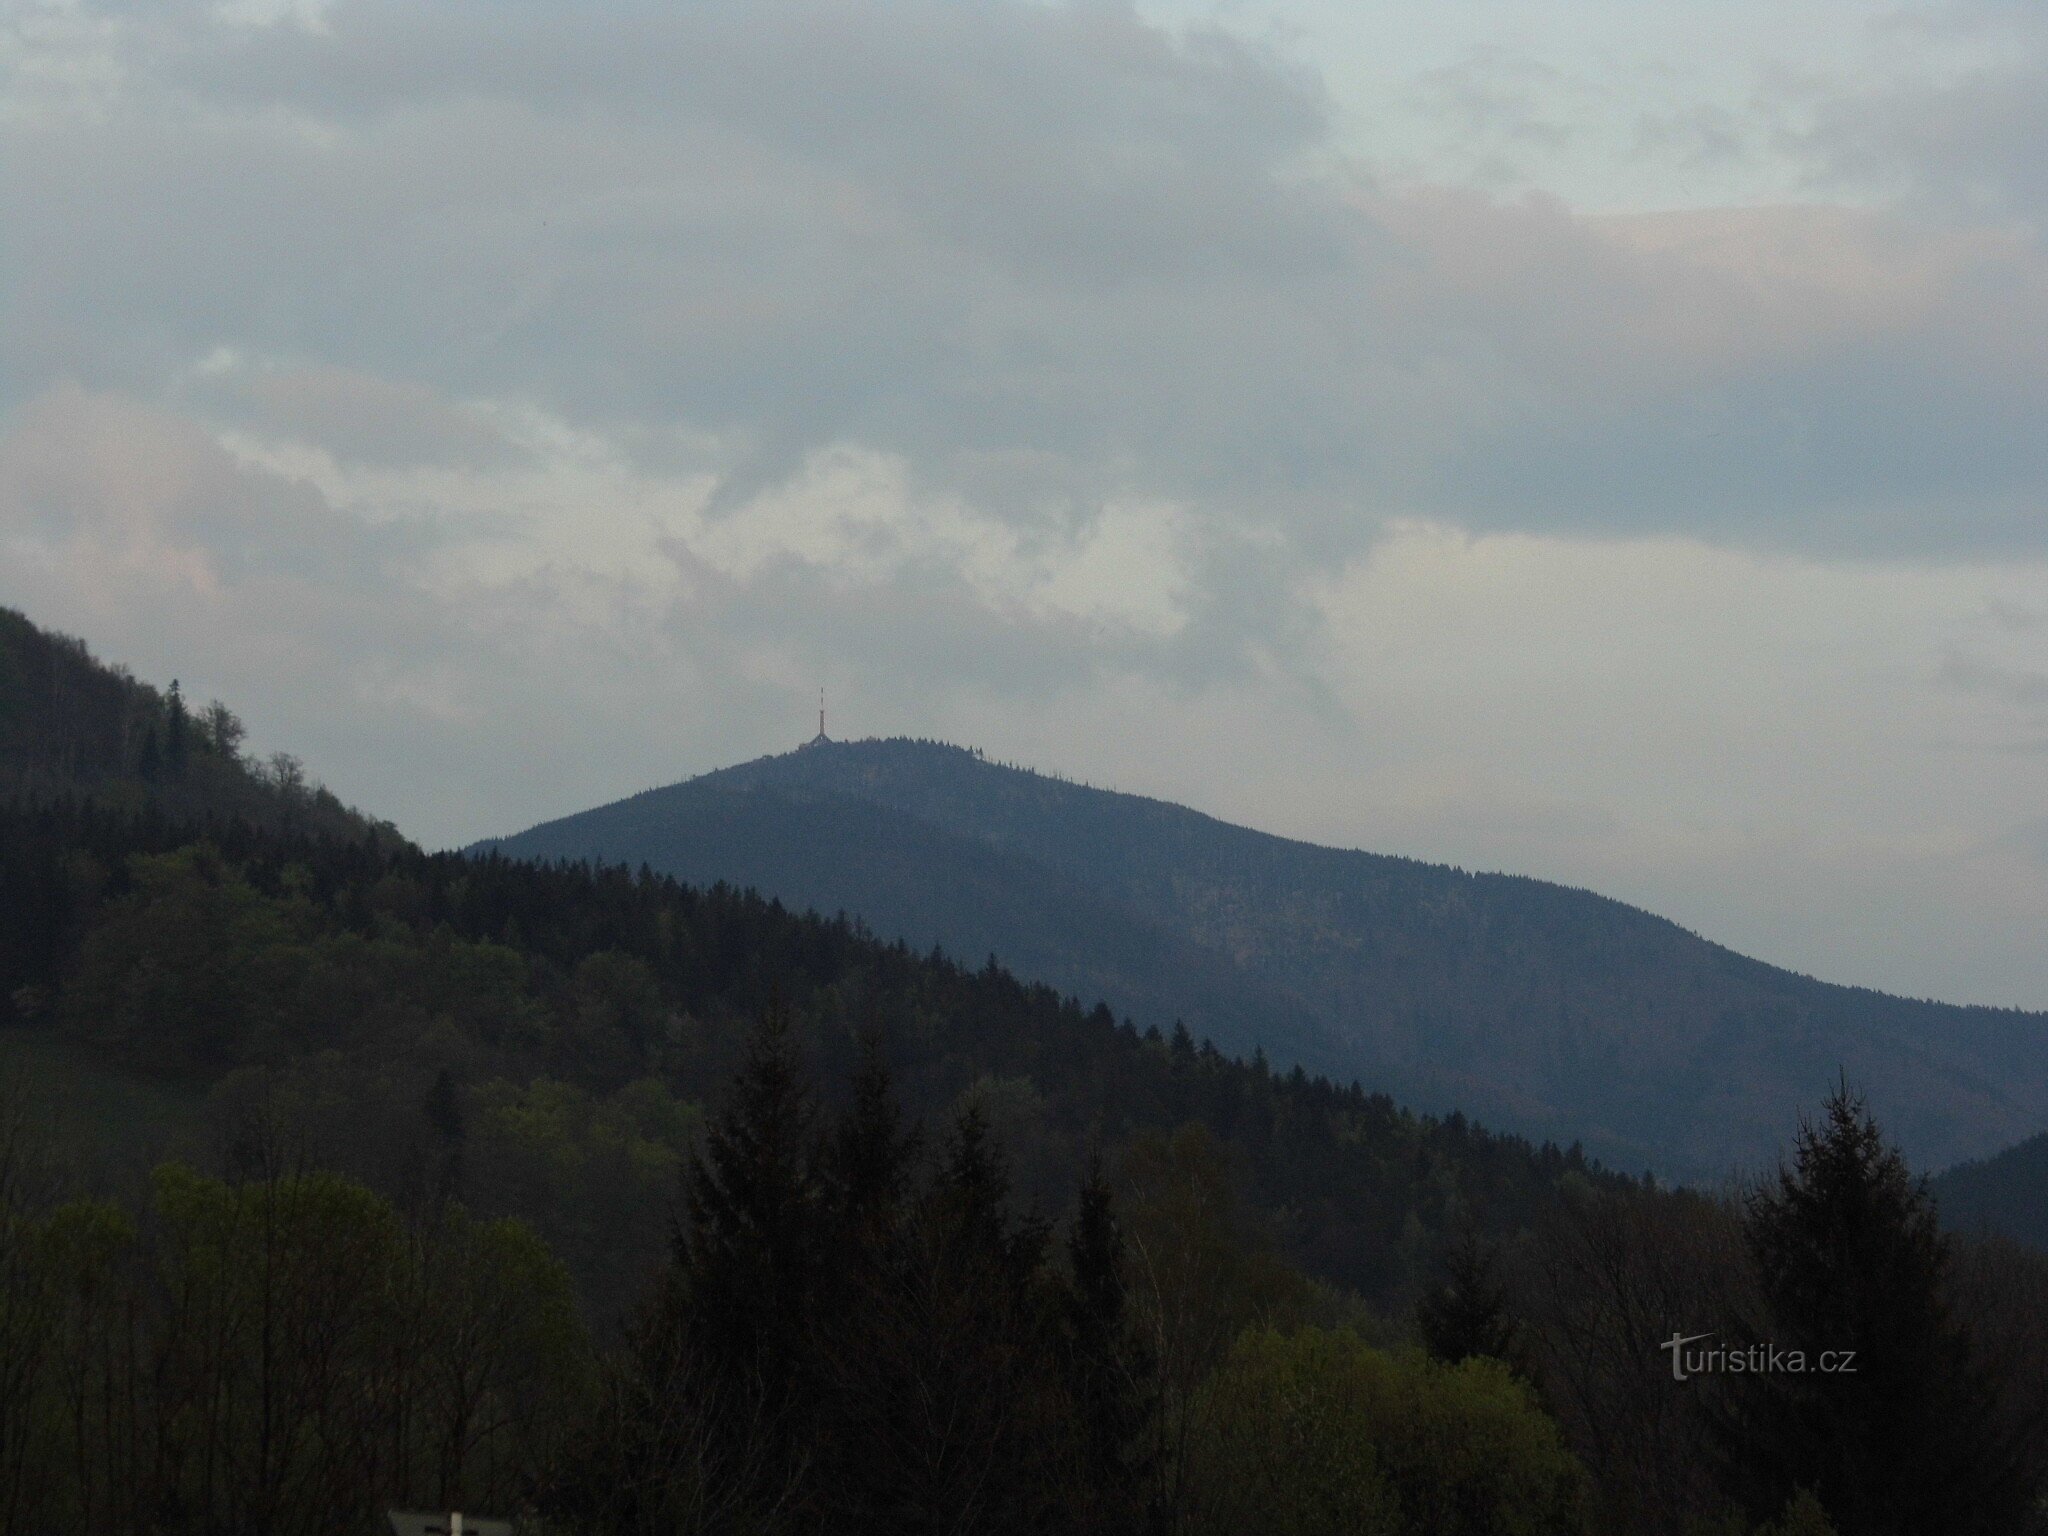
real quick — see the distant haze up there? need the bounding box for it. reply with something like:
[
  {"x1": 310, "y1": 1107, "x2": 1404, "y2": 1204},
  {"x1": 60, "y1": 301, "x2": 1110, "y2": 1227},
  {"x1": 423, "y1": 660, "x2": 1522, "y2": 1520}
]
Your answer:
[{"x1": 4, "y1": 1, "x2": 2048, "y2": 1008}]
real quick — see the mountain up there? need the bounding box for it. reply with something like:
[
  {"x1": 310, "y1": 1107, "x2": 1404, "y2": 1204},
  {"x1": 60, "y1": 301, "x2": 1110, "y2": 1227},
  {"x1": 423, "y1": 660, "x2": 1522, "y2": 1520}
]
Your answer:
[
  {"x1": 480, "y1": 768, "x2": 1344, "y2": 1077},
  {"x1": 481, "y1": 736, "x2": 2048, "y2": 1176},
  {"x1": 1934, "y1": 1133, "x2": 2048, "y2": 1250}
]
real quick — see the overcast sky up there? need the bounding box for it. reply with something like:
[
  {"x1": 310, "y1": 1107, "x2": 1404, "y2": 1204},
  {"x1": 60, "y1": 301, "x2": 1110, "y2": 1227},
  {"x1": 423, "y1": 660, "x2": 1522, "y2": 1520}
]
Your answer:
[{"x1": 5, "y1": 0, "x2": 2048, "y2": 1007}]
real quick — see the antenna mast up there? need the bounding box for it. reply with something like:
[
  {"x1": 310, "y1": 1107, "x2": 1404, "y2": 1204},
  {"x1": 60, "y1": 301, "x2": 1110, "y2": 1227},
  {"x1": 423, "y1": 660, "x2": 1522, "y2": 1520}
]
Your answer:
[{"x1": 802, "y1": 687, "x2": 832, "y2": 749}]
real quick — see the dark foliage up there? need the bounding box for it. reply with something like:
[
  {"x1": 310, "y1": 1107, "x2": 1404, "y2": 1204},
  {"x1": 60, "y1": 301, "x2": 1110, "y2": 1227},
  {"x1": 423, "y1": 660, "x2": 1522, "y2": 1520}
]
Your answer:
[
  {"x1": 1417, "y1": 1229, "x2": 1522, "y2": 1370},
  {"x1": 575, "y1": 1021, "x2": 1150, "y2": 1535},
  {"x1": 1934, "y1": 1132, "x2": 2048, "y2": 1251},
  {"x1": 0, "y1": 796, "x2": 1622, "y2": 1316},
  {"x1": 1713, "y1": 1086, "x2": 2040, "y2": 1535},
  {"x1": 11, "y1": 608, "x2": 2046, "y2": 1533},
  {"x1": 0, "y1": 605, "x2": 387, "y2": 842},
  {"x1": 1062, "y1": 1154, "x2": 1158, "y2": 1533}
]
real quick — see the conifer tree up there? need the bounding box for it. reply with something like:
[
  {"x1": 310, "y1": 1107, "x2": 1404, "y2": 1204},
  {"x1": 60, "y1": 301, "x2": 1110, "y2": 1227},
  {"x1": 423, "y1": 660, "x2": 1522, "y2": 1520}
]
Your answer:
[
  {"x1": 828, "y1": 1034, "x2": 919, "y2": 1226},
  {"x1": 814, "y1": 1036, "x2": 922, "y2": 1531},
  {"x1": 1714, "y1": 1085, "x2": 2036, "y2": 1535},
  {"x1": 1417, "y1": 1229, "x2": 1521, "y2": 1369},
  {"x1": 164, "y1": 680, "x2": 188, "y2": 776},
  {"x1": 656, "y1": 1004, "x2": 825, "y2": 1519},
  {"x1": 900, "y1": 1102, "x2": 1055, "y2": 1533},
  {"x1": 1063, "y1": 1153, "x2": 1156, "y2": 1533},
  {"x1": 423, "y1": 1068, "x2": 464, "y2": 1146},
  {"x1": 1763, "y1": 1489, "x2": 1839, "y2": 1536}
]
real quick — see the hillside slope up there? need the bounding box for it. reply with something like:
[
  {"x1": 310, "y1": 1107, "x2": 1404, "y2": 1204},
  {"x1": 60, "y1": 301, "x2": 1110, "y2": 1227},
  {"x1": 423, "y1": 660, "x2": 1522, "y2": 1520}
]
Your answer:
[
  {"x1": 484, "y1": 737, "x2": 2048, "y2": 1175},
  {"x1": 1934, "y1": 1133, "x2": 2048, "y2": 1249},
  {"x1": 478, "y1": 776, "x2": 1345, "y2": 1077},
  {"x1": 0, "y1": 794, "x2": 1625, "y2": 1320},
  {"x1": 0, "y1": 606, "x2": 386, "y2": 841}
]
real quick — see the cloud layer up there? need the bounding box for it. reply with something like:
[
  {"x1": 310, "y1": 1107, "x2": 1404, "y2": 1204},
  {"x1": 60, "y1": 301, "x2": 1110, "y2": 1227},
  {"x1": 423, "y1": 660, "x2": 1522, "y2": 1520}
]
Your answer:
[{"x1": 5, "y1": 0, "x2": 2048, "y2": 1008}]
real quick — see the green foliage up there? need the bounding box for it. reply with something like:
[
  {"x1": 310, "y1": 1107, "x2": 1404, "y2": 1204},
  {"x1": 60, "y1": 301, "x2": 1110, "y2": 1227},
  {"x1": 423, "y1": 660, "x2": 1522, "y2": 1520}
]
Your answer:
[
  {"x1": 567, "y1": 1018, "x2": 1166, "y2": 1535},
  {"x1": 6, "y1": 613, "x2": 2045, "y2": 1533},
  {"x1": 61, "y1": 844, "x2": 298, "y2": 1067},
  {"x1": 663, "y1": 1006, "x2": 824, "y2": 1507},
  {"x1": 1194, "y1": 1327, "x2": 1589, "y2": 1536},
  {"x1": 0, "y1": 797, "x2": 1618, "y2": 1318},
  {"x1": 1062, "y1": 1153, "x2": 1157, "y2": 1531},
  {"x1": 562, "y1": 948, "x2": 668, "y2": 1085},
  {"x1": 468, "y1": 1075, "x2": 701, "y2": 1317},
  {"x1": 1120, "y1": 1122, "x2": 1322, "y2": 1367}
]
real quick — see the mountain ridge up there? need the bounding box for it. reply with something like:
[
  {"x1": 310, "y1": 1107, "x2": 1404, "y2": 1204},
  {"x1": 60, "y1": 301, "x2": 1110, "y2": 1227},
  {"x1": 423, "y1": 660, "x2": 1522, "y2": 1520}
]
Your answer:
[{"x1": 480, "y1": 735, "x2": 2048, "y2": 1177}]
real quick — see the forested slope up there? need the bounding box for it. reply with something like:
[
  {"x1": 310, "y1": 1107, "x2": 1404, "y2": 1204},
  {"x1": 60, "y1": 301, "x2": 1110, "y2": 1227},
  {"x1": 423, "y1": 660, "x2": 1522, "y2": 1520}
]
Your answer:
[
  {"x1": 1935, "y1": 1132, "x2": 2048, "y2": 1250},
  {"x1": 0, "y1": 605, "x2": 387, "y2": 841},
  {"x1": 485, "y1": 737, "x2": 2048, "y2": 1175},
  {"x1": 474, "y1": 777, "x2": 1344, "y2": 1076},
  {"x1": 0, "y1": 797, "x2": 1619, "y2": 1322}
]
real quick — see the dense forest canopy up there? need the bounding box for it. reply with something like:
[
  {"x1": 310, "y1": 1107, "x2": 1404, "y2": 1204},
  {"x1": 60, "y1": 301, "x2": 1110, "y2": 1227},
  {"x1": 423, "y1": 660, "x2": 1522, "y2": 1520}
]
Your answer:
[{"x1": 0, "y1": 796, "x2": 1613, "y2": 1317}]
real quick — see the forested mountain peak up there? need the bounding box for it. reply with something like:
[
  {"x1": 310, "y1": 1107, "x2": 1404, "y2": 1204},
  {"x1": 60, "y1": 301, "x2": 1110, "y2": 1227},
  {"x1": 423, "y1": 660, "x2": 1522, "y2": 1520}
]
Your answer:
[{"x1": 488, "y1": 734, "x2": 2048, "y2": 1177}]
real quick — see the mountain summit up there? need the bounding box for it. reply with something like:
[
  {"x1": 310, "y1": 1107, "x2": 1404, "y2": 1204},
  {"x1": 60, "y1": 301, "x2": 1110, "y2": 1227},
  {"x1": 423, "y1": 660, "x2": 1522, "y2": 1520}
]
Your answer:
[{"x1": 480, "y1": 736, "x2": 2048, "y2": 1176}]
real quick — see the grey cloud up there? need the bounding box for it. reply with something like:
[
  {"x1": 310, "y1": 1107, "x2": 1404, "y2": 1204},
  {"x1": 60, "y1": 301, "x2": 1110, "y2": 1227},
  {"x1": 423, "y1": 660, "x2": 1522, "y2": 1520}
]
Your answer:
[
  {"x1": 244, "y1": 367, "x2": 520, "y2": 470},
  {"x1": 1982, "y1": 597, "x2": 2048, "y2": 630},
  {"x1": 1410, "y1": 46, "x2": 1581, "y2": 155},
  {"x1": 2, "y1": 390, "x2": 338, "y2": 574},
  {"x1": 1633, "y1": 103, "x2": 1751, "y2": 168},
  {"x1": 1938, "y1": 649, "x2": 2048, "y2": 708},
  {"x1": 5, "y1": 0, "x2": 2048, "y2": 683},
  {"x1": 1794, "y1": 3, "x2": 2048, "y2": 225},
  {"x1": 653, "y1": 535, "x2": 1187, "y2": 706},
  {"x1": 0, "y1": 387, "x2": 453, "y2": 631}
]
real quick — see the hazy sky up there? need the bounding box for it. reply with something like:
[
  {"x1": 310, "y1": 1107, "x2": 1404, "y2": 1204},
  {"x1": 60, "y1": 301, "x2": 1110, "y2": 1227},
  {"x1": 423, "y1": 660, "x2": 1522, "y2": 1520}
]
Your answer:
[{"x1": 5, "y1": 0, "x2": 2048, "y2": 1008}]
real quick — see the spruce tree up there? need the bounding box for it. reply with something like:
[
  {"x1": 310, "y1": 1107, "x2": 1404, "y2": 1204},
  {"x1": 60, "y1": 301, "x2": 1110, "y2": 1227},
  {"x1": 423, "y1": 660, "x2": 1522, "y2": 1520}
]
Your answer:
[
  {"x1": 902, "y1": 1102, "x2": 1056, "y2": 1533},
  {"x1": 416, "y1": 1066, "x2": 466, "y2": 1204},
  {"x1": 1714, "y1": 1085, "x2": 2035, "y2": 1535},
  {"x1": 659, "y1": 1005, "x2": 825, "y2": 1518},
  {"x1": 1063, "y1": 1154, "x2": 1156, "y2": 1533},
  {"x1": 828, "y1": 1033, "x2": 919, "y2": 1226},
  {"x1": 815, "y1": 1036, "x2": 922, "y2": 1532},
  {"x1": 422, "y1": 1068, "x2": 464, "y2": 1145},
  {"x1": 1416, "y1": 1229, "x2": 1521, "y2": 1369},
  {"x1": 164, "y1": 680, "x2": 188, "y2": 776}
]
